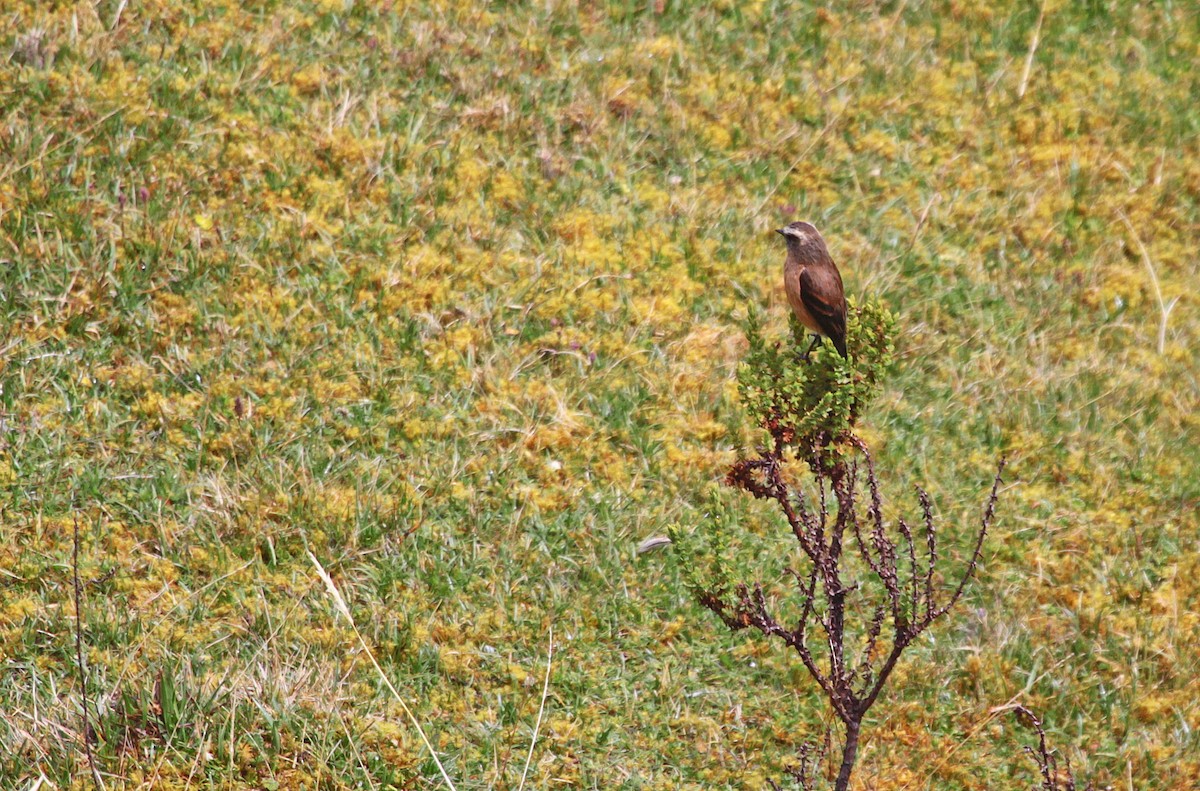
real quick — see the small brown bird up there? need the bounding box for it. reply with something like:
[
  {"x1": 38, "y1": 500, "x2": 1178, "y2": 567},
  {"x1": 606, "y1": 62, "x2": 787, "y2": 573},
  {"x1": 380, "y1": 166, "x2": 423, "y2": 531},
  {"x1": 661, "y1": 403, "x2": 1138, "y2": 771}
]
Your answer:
[{"x1": 777, "y1": 221, "x2": 848, "y2": 359}]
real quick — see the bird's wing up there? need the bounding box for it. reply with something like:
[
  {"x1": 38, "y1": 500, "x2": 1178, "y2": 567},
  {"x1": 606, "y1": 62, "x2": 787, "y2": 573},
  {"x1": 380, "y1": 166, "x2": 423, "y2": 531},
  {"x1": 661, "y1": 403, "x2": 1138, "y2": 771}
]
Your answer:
[{"x1": 799, "y1": 266, "x2": 848, "y2": 354}]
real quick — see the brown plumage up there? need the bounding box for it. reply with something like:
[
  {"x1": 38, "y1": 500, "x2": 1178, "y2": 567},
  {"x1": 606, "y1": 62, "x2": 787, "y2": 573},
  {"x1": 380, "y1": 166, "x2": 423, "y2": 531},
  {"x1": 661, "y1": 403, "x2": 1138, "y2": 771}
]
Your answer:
[{"x1": 777, "y1": 221, "x2": 848, "y2": 359}]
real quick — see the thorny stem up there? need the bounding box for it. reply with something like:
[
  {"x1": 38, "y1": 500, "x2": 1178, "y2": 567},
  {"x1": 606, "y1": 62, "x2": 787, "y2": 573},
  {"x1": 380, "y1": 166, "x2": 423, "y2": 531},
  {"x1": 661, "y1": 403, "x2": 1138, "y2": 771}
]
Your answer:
[
  {"x1": 937, "y1": 458, "x2": 1007, "y2": 618},
  {"x1": 1009, "y1": 704, "x2": 1088, "y2": 791},
  {"x1": 702, "y1": 433, "x2": 1006, "y2": 789}
]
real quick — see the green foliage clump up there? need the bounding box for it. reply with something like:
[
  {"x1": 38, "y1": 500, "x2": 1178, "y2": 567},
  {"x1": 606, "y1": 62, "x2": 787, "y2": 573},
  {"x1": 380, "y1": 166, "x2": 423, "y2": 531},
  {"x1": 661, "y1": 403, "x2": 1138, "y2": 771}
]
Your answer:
[
  {"x1": 672, "y1": 298, "x2": 898, "y2": 613},
  {"x1": 737, "y1": 299, "x2": 896, "y2": 448}
]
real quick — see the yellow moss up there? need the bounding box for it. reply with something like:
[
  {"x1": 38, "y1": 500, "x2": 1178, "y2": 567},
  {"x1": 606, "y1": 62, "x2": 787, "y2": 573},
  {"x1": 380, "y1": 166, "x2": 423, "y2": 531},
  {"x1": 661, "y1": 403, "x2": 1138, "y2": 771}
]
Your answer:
[
  {"x1": 0, "y1": 597, "x2": 38, "y2": 626},
  {"x1": 291, "y1": 62, "x2": 325, "y2": 94}
]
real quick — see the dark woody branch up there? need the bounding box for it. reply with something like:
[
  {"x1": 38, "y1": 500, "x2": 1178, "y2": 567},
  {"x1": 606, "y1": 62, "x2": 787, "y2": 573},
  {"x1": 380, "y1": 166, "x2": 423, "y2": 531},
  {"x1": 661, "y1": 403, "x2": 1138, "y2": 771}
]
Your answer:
[{"x1": 695, "y1": 430, "x2": 1005, "y2": 789}]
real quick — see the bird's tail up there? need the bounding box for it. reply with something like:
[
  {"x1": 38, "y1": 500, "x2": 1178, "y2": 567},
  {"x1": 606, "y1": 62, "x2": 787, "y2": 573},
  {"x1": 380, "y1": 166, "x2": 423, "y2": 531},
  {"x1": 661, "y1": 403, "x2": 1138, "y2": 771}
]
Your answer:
[{"x1": 832, "y1": 334, "x2": 848, "y2": 359}]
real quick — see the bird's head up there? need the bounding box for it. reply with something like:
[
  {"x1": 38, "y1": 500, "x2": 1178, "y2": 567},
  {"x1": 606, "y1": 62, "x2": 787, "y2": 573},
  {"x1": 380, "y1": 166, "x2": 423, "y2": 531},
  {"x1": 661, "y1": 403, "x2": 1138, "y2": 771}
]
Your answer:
[
  {"x1": 776, "y1": 221, "x2": 835, "y2": 264},
  {"x1": 775, "y1": 221, "x2": 827, "y2": 257},
  {"x1": 775, "y1": 221, "x2": 820, "y2": 242}
]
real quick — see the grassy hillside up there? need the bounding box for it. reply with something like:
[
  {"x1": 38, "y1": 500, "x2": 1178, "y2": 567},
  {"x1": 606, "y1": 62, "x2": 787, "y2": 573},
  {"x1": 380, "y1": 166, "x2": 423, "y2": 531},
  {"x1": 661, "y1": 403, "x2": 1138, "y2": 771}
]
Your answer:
[{"x1": 1, "y1": 1, "x2": 1197, "y2": 788}]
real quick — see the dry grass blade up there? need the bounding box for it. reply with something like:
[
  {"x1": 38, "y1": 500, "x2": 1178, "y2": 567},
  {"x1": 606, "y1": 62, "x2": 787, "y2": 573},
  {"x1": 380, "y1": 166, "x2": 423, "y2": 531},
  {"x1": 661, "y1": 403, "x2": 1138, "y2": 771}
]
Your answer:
[
  {"x1": 1118, "y1": 211, "x2": 1178, "y2": 354},
  {"x1": 637, "y1": 535, "x2": 673, "y2": 554},
  {"x1": 753, "y1": 106, "x2": 848, "y2": 215},
  {"x1": 516, "y1": 626, "x2": 554, "y2": 791},
  {"x1": 72, "y1": 513, "x2": 106, "y2": 791},
  {"x1": 307, "y1": 552, "x2": 459, "y2": 791},
  {"x1": 1017, "y1": 0, "x2": 1048, "y2": 100}
]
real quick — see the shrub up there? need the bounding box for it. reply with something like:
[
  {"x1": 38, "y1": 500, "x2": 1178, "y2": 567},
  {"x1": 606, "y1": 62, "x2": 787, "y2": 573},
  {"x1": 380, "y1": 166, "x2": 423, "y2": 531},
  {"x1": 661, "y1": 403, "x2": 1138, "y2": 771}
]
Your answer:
[{"x1": 670, "y1": 300, "x2": 1004, "y2": 790}]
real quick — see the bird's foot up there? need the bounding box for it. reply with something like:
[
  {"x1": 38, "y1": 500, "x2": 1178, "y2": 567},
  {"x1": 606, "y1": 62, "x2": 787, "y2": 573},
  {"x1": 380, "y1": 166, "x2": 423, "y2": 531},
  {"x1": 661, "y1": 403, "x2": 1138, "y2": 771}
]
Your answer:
[{"x1": 802, "y1": 334, "x2": 822, "y2": 362}]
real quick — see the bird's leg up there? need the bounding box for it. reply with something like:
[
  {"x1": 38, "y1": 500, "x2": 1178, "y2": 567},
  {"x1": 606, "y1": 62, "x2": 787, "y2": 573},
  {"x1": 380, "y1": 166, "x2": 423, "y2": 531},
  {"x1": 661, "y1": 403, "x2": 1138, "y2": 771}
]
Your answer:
[{"x1": 802, "y1": 334, "x2": 822, "y2": 362}]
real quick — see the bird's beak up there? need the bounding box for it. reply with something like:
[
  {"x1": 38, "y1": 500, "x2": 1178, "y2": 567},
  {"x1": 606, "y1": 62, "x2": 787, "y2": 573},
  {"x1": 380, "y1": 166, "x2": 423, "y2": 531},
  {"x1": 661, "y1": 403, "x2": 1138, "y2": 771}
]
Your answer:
[{"x1": 775, "y1": 228, "x2": 786, "y2": 236}]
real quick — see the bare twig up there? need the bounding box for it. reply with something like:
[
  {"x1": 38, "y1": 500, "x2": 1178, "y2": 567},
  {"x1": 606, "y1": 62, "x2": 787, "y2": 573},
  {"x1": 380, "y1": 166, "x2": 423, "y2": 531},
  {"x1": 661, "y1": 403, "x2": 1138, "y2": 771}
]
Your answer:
[
  {"x1": 767, "y1": 733, "x2": 830, "y2": 791},
  {"x1": 937, "y1": 459, "x2": 1006, "y2": 618},
  {"x1": 1007, "y1": 704, "x2": 1093, "y2": 791},
  {"x1": 903, "y1": 660, "x2": 1069, "y2": 791}
]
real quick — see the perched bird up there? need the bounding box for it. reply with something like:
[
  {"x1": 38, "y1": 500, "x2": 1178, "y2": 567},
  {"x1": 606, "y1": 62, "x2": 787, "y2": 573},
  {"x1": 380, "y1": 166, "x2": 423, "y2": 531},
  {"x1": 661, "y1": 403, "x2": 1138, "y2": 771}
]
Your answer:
[{"x1": 777, "y1": 221, "x2": 848, "y2": 360}]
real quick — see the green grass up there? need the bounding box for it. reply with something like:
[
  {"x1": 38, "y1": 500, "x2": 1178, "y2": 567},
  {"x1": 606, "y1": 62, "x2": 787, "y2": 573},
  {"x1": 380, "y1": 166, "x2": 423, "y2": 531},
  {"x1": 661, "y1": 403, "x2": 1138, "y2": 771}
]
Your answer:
[{"x1": 0, "y1": 1, "x2": 1197, "y2": 788}]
